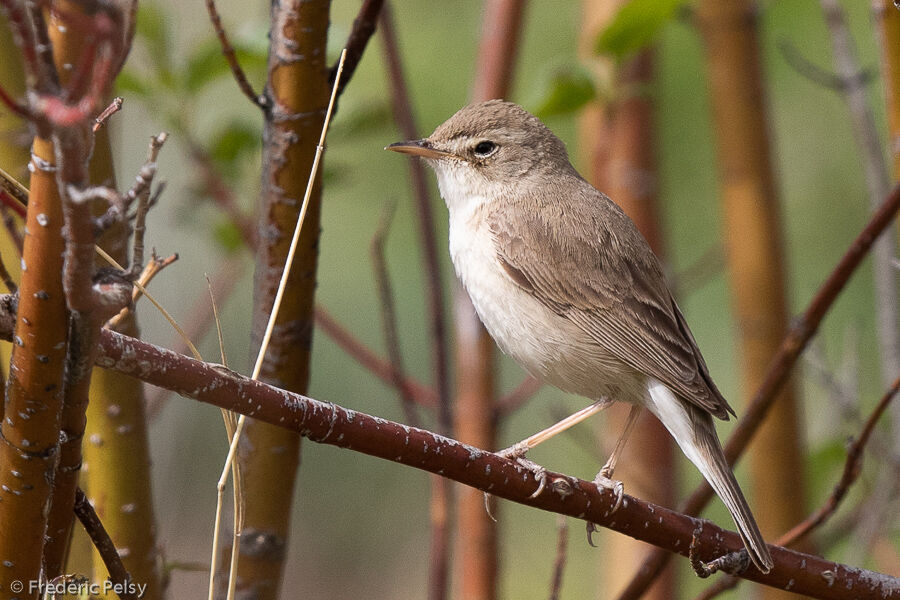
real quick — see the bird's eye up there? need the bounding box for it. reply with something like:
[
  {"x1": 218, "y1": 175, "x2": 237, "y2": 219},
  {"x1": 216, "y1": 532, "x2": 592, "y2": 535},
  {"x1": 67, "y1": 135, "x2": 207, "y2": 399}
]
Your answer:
[{"x1": 473, "y1": 140, "x2": 498, "y2": 158}]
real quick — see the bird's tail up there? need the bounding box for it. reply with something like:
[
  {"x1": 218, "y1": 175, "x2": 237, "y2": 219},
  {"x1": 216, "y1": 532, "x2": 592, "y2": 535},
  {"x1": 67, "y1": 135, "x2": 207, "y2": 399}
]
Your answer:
[{"x1": 646, "y1": 380, "x2": 774, "y2": 574}]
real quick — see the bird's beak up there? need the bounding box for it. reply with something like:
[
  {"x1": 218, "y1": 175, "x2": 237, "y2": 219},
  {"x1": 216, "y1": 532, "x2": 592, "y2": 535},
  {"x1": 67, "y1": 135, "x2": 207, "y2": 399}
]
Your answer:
[{"x1": 385, "y1": 139, "x2": 455, "y2": 160}]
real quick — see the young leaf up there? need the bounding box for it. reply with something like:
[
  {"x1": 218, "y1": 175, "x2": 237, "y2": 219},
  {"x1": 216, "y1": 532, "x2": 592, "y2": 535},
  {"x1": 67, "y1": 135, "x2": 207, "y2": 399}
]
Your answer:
[
  {"x1": 534, "y1": 68, "x2": 596, "y2": 119},
  {"x1": 595, "y1": 0, "x2": 687, "y2": 60}
]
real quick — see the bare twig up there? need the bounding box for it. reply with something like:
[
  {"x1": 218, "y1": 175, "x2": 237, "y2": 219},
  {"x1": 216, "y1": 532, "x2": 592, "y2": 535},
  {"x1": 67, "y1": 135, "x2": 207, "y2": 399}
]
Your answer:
[
  {"x1": 380, "y1": 0, "x2": 451, "y2": 431},
  {"x1": 0, "y1": 81, "x2": 31, "y2": 119},
  {"x1": 105, "y1": 252, "x2": 179, "y2": 330},
  {"x1": 73, "y1": 487, "x2": 137, "y2": 600},
  {"x1": 0, "y1": 204, "x2": 24, "y2": 255},
  {"x1": 370, "y1": 197, "x2": 420, "y2": 426},
  {"x1": 93, "y1": 96, "x2": 124, "y2": 132},
  {"x1": 204, "y1": 0, "x2": 265, "y2": 109},
  {"x1": 0, "y1": 251, "x2": 16, "y2": 293},
  {"x1": 617, "y1": 181, "x2": 900, "y2": 599},
  {"x1": 548, "y1": 515, "x2": 569, "y2": 600},
  {"x1": 779, "y1": 39, "x2": 874, "y2": 92},
  {"x1": 330, "y1": 0, "x2": 385, "y2": 99}
]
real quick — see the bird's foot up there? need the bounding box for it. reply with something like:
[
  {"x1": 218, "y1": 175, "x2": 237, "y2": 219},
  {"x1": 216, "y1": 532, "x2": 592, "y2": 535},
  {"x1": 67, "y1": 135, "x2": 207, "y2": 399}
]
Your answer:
[
  {"x1": 593, "y1": 468, "x2": 624, "y2": 513},
  {"x1": 496, "y1": 443, "x2": 548, "y2": 499}
]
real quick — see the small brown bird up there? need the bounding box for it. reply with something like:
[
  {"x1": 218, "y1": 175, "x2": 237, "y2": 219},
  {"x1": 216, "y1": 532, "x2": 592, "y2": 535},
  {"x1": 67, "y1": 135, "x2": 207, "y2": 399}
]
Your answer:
[{"x1": 387, "y1": 99, "x2": 773, "y2": 573}]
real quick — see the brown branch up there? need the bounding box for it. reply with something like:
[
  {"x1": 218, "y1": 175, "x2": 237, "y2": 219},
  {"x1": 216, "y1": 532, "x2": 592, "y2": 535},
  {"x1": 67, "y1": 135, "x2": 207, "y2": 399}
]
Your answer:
[
  {"x1": 19, "y1": 326, "x2": 891, "y2": 600},
  {"x1": 0, "y1": 203, "x2": 23, "y2": 255},
  {"x1": 0, "y1": 80, "x2": 31, "y2": 119},
  {"x1": 616, "y1": 180, "x2": 900, "y2": 600},
  {"x1": 73, "y1": 487, "x2": 138, "y2": 600},
  {"x1": 379, "y1": 4, "x2": 451, "y2": 427},
  {"x1": 0, "y1": 249, "x2": 16, "y2": 292},
  {"x1": 330, "y1": 0, "x2": 384, "y2": 99},
  {"x1": 695, "y1": 373, "x2": 900, "y2": 600},
  {"x1": 313, "y1": 304, "x2": 437, "y2": 408},
  {"x1": 370, "y1": 197, "x2": 420, "y2": 426},
  {"x1": 204, "y1": 0, "x2": 265, "y2": 109},
  {"x1": 548, "y1": 515, "x2": 568, "y2": 600}
]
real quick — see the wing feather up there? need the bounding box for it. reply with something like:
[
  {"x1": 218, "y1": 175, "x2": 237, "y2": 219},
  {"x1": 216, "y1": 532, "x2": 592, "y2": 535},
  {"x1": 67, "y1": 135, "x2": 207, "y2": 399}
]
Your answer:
[{"x1": 488, "y1": 186, "x2": 733, "y2": 420}]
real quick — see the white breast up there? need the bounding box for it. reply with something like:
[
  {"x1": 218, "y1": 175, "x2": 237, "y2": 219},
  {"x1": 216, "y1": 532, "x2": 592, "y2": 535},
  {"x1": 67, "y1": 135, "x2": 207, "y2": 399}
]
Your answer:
[{"x1": 445, "y1": 198, "x2": 641, "y2": 402}]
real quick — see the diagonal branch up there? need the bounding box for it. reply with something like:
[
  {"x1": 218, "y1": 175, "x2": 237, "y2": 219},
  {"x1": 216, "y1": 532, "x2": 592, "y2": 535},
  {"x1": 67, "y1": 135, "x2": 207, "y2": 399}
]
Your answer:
[
  {"x1": 204, "y1": 0, "x2": 265, "y2": 109},
  {"x1": 31, "y1": 326, "x2": 896, "y2": 600},
  {"x1": 73, "y1": 487, "x2": 137, "y2": 600},
  {"x1": 329, "y1": 0, "x2": 384, "y2": 98}
]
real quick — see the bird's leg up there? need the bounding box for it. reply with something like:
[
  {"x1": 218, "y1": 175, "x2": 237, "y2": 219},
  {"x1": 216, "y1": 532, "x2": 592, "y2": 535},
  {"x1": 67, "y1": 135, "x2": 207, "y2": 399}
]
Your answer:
[
  {"x1": 592, "y1": 404, "x2": 642, "y2": 513},
  {"x1": 496, "y1": 399, "x2": 613, "y2": 498}
]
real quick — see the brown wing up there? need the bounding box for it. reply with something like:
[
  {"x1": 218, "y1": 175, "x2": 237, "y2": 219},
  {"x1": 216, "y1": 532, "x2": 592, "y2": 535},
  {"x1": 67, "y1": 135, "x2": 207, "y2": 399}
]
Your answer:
[{"x1": 488, "y1": 186, "x2": 734, "y2": 420}]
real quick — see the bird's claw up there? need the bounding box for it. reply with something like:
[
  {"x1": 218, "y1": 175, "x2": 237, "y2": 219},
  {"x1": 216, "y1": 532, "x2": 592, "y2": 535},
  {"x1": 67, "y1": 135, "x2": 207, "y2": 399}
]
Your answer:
[
  {"x1": 593, "y1": 472, "x2": 624, "y2": 513},
  {"x1": 495, "y1": 444, "x2": 547, "y2": 498}
]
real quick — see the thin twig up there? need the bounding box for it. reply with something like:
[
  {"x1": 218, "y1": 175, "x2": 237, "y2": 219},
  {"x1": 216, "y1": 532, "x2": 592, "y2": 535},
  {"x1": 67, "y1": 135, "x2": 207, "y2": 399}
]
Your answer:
[
  {"x1": 616, "y1": 181, "x2": 900, "y2": 599},
  {"x1": 330, "y1": 0, "x2": 385, "y2": 99},
  {"x1": 93, "y1": 96, "x2": 124, "y2": 132},
  {"x1": 379, "y1": 3, "x2": 451, "y2": 432},
  {"x1": 548, "y1": 515, "x2": 569, "y2": 600},
  {"x1": 0, "y1": 251, "x2": 16, "y2": 293},
  {"x1": 371, "y1": 197, "x2": 420, "y2": 426},
  {"x1": 204, "y1": 0, "x2": 265, "y2": 109},
  {"x1": 105, "y1": 252, "x2": 178, "y2": 330},
  {"x1": 0, "y1": 205, "x2": 24, "y2": 256},
  {"x1": 73, "y1": 487, "x2": 137, "y2": 600}
]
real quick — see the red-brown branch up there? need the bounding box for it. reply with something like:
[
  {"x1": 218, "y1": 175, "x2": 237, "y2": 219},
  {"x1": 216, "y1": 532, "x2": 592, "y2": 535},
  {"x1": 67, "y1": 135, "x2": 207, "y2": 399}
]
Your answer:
[
  {"x1": 330, "y1": 0, "x2": 384, "y2": 99},
  {"x1": 73, "y1": 487, "x2": 137, "y2": 600},
  {"x1": 204, "y1": 0, "x2": 264, "y2": 108},
  {"x1": 27, "y1": 327, "x2": 893, "y2": 600}
]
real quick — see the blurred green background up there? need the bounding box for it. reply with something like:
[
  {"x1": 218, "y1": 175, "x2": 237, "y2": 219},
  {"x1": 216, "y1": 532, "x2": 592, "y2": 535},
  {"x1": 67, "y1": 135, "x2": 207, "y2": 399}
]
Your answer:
[{"x1": 109, "y1": 0, "x2": 893, "y2": 597}]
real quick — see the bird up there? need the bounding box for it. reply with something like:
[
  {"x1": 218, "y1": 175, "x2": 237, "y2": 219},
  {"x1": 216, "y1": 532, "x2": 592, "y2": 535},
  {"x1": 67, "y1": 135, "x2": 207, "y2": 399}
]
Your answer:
[{"x1": 386, "y1": 99, "x2": 773, "y2": 574}]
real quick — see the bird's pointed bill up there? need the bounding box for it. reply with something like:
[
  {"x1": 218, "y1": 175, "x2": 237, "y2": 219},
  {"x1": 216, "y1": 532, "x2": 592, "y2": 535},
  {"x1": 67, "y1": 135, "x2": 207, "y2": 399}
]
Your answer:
[{"x1": 385, "y1": 139, "x2": 456, "y2": 160}]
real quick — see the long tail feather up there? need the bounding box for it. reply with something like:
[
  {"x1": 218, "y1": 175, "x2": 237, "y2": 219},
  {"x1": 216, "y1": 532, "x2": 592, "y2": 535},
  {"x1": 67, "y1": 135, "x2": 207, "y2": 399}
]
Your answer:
[{"x1": 645, "y1": 380, "x2": 774, "y2": 573}]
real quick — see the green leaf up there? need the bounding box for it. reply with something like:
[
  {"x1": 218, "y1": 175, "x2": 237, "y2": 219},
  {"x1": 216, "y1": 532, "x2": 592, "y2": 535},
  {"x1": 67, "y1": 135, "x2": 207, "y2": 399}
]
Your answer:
[
  {"x1": 209, "y1": 122, "x2": 260, "y2": 167},
  {"x1": 213, "y1": 220, "x2": 245, "y2": 253},
  {"x1": 595, "y1": 0, "x2": 687, "y2": 59},
  {"x1": 135, "y1": 3, "x2": 171, "y2": 69},
  {"x1": 533, "y1": 68, "x2": 596, "y2": 119}
]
